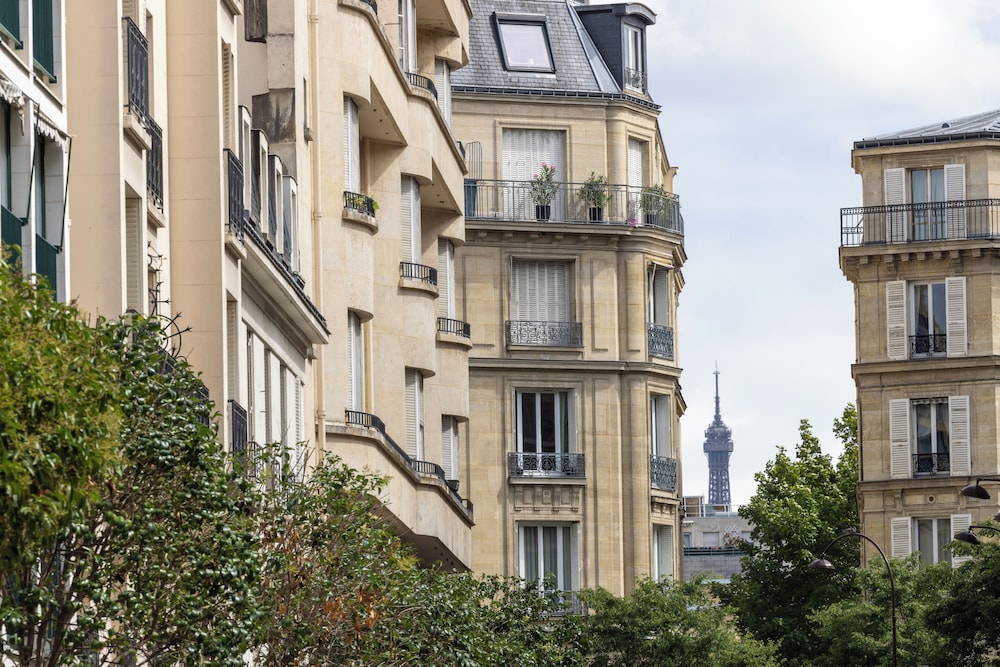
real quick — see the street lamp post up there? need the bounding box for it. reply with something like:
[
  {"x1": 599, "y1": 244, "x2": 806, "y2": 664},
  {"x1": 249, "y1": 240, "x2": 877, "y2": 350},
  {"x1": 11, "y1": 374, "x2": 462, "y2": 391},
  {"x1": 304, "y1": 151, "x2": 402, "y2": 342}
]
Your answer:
[
  {"x1": 809, "y1": 528, "x2": 897, "y2": 667},
  {"x1": 954, "y1": 524, "x2": 1000, "y2": 546},
  {"x1": 958, "y1": 478, "x2": 1000, "y2": 521}
]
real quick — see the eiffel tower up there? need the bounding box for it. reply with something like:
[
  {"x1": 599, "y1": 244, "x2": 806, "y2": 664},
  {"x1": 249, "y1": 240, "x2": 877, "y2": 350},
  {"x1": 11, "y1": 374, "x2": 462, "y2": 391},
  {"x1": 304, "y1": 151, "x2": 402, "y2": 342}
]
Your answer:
[{"x1": 704, "y1": 365, "x2": 733, "y2": 508}]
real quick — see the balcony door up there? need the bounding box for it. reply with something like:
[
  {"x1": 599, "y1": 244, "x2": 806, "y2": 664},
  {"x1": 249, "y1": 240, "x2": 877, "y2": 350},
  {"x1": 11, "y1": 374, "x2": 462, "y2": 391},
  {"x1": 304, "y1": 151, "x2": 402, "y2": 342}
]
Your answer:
[{"x1": 502, "y1": 128, "x2": 565, "y2": 220}]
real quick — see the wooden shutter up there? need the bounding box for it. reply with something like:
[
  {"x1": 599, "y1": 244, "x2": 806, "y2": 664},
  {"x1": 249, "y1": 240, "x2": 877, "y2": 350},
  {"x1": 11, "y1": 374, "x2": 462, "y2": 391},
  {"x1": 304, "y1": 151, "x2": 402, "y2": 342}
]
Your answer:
[
  {"x1": 890, "y1": 517, "x2": 912, "y2": 558},
  {"x1": 951, "y1": 514, "x2": 972, "y2": 566},
  {"x1": 949, "y1": 395, "x2": 970, "y2": 476},
  {"x1": 945, "y1": 276, "x2": 967, "y2": 358},
  {"x1": 655, "y1": 525, "x2": 674, "y2": 581},
  {"x1": 884, "y1": 168, "x2": 906, "y2": 243},
  {"x1": 545, "y1": 262, "x2": 568, "y2": 321},
  {"x1": 343, "y1": 98, "x2": 359, "y2": 193},
  {"x1": 944, "y1": 163, "x2": 966, "y2": 238},
  {"x1": 889, "y1": 398, "x2": 911, "y2": 479},
  {"x1": 886, "y1": 280, "x2": 907, "y2": 360},
  {"x1": 627, "y1": 138, "x2": 643, "y2": 188},
  {"x1": 221, "y1": 43, "x2": 233, "y2": 149},
  {"x1": 405, "y1": 369, "x2": 423, "y2": 459},
  {"x1": 438, "y1": 238, "x2": 454, "y2": 317}
]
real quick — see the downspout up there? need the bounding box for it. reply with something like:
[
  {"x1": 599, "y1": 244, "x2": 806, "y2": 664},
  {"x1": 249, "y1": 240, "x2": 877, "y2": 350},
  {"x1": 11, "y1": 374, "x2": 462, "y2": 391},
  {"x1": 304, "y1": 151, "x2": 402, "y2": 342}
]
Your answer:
[{"x1": 308, "y1": 0, "x2": 326, "y2": 462}]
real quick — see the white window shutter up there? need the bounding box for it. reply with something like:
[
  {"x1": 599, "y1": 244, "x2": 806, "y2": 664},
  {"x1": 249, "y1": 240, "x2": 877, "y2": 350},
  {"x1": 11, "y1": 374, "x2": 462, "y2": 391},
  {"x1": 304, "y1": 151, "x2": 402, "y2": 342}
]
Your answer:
[
  {"x1": 884, "y1": 168, "x2": 906, "y2": 243},
  {"x1": 569, "y1": 524, "x2": 580, "y2": 590},
  {"x1": 438, "y1": 239, "x2": 455, "y2": 318},
  {"x1": 886, "y1": 280, "x2": 907, "y2": 360},
  {"x1": 434, "y1": 59, "x2": 451, "y2": 126},
  {"x1": 944, "y1": 163, "x2": 966, "y2": 238},
  {"x1": 405, "y1": 369, "x2": 423, "y2": 459},
  {"x1": 441, "y1": 416, "x2": 458, "y2": 480},
  {"x1": 949, "y1": 395, "x2": 970, "y2": 476},
  {"x1": 502, "y1": 129, "x2": 566, "y2": 217},
  {"x1": 951, "y1": 514, "x2": 972, "y2": 566},
  {"x1": 348, "y1": 314, "x2": 363, "y2": 411},
  {"x1": 627, "y1": 138, "x2": 643, "y2": 188},
  {"x1": 945, "y1": 276, "x2": 967, "y2": 358},
  {"x1": 655, "y1": 525, "x2": 673, "y2": 581},
  {"x1": 890, "y1": 517, "x2": 912, "y2": 559},
  {"x1": 240, "y1": 106, "x2": 253, "y2": 211},
  {"x1": 400, "y1": 176, "x2": 417, "y2": 262},
  {"x1": 652, "y1": 266, "x2": 669, "y2": 325},
  {"x1": 889, "y1": 398, "x2": 911, "y2": 479},
  {"x1": 344, "y1": 98, "x2": 359, "y2": 192}
]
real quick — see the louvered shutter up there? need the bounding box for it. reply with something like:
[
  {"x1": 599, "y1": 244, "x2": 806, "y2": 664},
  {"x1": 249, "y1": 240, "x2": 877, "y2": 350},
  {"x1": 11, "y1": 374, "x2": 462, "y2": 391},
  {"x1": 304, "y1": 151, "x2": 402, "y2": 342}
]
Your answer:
[
  {"x1": 295, "y1": 378, "x2": 303, "y2": 444},
  {"x1": 400, "y1": 176, "x2": 419, "y2": 262},
  {"x1": 125, "y1": 199, "x2": 142, "y2": 312},
  {"x1": 405, "y1": 369, "x2": 423, "y2": 459},
  {"x1": 945, "y1": 276, "x2": 967, "y2": 358},
  {"x1": 434, "y1": 59, "x2": 451, "y2": 126},
  {"x1": 949, "y1": 395, "x2": 970, "y2": 476},
  {"x1": 222, "y1": 44, "x2": 233, "y2": 149},
  {"x1": 502, "y1": 129, "x2": 566, "y2": 218},
  {"x1": 347, "y1": 314, "x2": 363, "y2": 411},
  {"x1": 944, "y1": 163, "x2": 966, "y2": 238},
  {"x1": 441, "y1": 416, "x2": 458, "y2": 480},
  {"x1": 652, "y1": 266, "x2": 669, "y2": 325},
  {"x1": 240, "y1": 107, "x2": 253, "y2": 214},
  {"x1": 438, "y1": 239, "x2": 455, "y2": 317},
  {"x1": 889, "y1": 398, "x2": 911, "y2": 478},
  {"x1": 546, "y1": 262, "x2": 568, "y2": 321},
  {"x1": 511, "y1": 260, "x2": 526, "y2": 320},
  {"x1": 344, "y1": 98, "x2": 359, "y2": 192},
  {"x1": 890, "y1": 517, "x2": 912, "y2": 558},
  {"x1": 951, "y1": 514, "x2": 972, "y2": 566},
  {"x1": 655, "y1": 526, "x2": 674, "y2": 581},
  {"x1": 628, "y1": 138, "x2": 643, "y2": 217},
  {"x1": 886, "y1": 280, "x2": 907, "y2": 360},
  {"x1": 884, "y1": 168, "x2": 906, "y2": 243},
  {"x1": 651, "y1": 395, "x2": 670, "y2": 457},
  {"x1": 569, "y1": 524, "x2": 580, "y2": 590}
]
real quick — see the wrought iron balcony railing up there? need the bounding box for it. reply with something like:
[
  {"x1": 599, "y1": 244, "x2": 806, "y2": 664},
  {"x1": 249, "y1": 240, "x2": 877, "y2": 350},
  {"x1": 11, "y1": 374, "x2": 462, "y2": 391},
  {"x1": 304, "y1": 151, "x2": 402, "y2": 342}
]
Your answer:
[
  {"x1": 147, "y1": 118, "x2": 163, "y2": 211},
  {"x1": 343, "y1": 190, "x2": 376, "y2": 217},
  {"x1": 910, "y1": 334, "x2": 946, "y2": 357},
  {"x1": 913, "y1": 452, "x2": 950, "y2": 476},
  {"x1": 230, "y1": 399, "x2": 249, "y2": 456},
  {"x1": 463, "y1": 179, "x2": 683, "y2": 235},
  {"x1": 437, "y1": 317, "x2": 471, "y2": 338},
  {"x1": 123, "y1": 17, "x2": 149, "y2": 124},
  {"x1": 650, "y1": 454, "x2": 678, "y2": 491},
  {"x1": 546, "y1": 591, "x2": 587, "y2": 616},
  {"x1": 648, "y1": 323, "x2": 674, "y2": 360},
  {"x1": 411, "y1": 458, "x2": 447, "y2": 479},
  {"x1": 508, "y1": 452, "x2": 585, "y2": 478},
  {"x1": 506, "y1": 320, "x2": 583, "y2": 347},
  {"x1": 405, "y1": 71, "x2": 438, "y2": 100},
  {"x1": 624, "y1": 66, "x2": 647, "y2": 92},
  {"x1": 399, "y1": 261, "x2": 437, "y2": 285},
  {"x1": 841, "y1": 199, "x2": 1000, "y2": 246},
  {"x1": 226, "y1": 150, "x2": 244, "y2": 239}
]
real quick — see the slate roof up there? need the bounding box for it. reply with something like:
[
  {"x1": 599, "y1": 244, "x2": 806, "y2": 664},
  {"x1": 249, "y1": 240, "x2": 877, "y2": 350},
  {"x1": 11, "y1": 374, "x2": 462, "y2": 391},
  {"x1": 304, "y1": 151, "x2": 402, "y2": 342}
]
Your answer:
[{"x1": 854, "y1": 109, "x2": 1000, "y2": 149}]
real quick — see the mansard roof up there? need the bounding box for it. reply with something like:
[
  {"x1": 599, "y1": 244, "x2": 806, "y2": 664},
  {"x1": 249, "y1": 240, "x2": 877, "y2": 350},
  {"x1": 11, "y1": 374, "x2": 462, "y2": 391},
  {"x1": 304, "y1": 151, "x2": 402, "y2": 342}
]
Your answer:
[{"x1": 854, "y1": 109, "x2": 1000, "y2": 149}]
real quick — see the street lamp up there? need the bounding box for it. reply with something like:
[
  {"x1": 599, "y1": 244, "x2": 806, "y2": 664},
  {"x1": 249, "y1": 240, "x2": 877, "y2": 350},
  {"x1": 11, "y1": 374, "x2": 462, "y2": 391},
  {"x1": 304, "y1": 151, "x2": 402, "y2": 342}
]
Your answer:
[
  {"x1": 809, "y1": 528, "x2": 897, "y2": 667},
  {"x1": 958, "y1": 477, "x2": 1000, "y2": 500},
  {"x1": 954, "y1": 524, "x2": 1000, "y2": 546}
]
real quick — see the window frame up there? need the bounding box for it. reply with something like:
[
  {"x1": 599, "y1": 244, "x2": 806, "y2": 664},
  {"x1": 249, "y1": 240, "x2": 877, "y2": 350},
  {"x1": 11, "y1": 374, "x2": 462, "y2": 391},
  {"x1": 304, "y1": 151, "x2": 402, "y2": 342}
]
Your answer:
[
  {"x1": 650, "y1": 393, "x2": 671, "y2": 458},
  {"x1": 515, "y1": 389, "x2": 575, "y2": 455},
  {"x1": 909, "y1": 281, "x2": 946, "y2": 357},
  {"x1": 624, "y1": 24, "x2": 644, "y2": 83},
  {"x1": 653, "y1": 524, "x2": 674, "y2": 581},
  {"x1": 494, "y1": 13, "x2": 555, "y2": 73},
  {"x1": 517, "y1": 522, "x2": 578, "y2": 592}
]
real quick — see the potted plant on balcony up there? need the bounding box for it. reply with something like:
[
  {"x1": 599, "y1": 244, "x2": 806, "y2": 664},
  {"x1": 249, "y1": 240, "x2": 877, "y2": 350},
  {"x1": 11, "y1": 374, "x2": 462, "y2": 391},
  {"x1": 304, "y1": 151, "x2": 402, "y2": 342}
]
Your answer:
[
  {"x1": 579, "y1": 172, "x2": 609, "y2": 222},
  {"x1": 529, "y1": 163, "x2": 558, "y2": 221},
  {"x1": 640, "y1": 184, "x2": 670, "y2": 227}
]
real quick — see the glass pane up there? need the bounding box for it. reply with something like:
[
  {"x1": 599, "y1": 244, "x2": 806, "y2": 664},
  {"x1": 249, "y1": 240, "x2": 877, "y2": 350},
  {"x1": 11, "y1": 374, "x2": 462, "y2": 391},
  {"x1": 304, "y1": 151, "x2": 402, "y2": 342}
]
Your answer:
[
  {"x1": 931, "y1": 283, "x2": 946, "y2": 336},
  {"x1": 916, "y1": 519, "x2": 933, "y2": 566},
  {"x1": 561, "y1": 526, "x2": 573, "y2": 589},
  {"x1": 937, "y1": 518, "x2": 951, "y2": 564},
  {"x1": 522, "y1": 526, "x2": 538, "y2": 585},
  {"x1": 498, "y1": 22, "x2": 553, "y2": 70},
  {"x1": 540, "y1": 392, "x2": 555, "y2": 453},
  {"x1": 935, "y1": 402, "x2": 949, "y2": 454},
  {"x1": 558, "y1": 392, "x2": 569, "y2": 454},
  {"x1": 542, "y1": 526, "x2": 558, "y2": 586},
  {"x1": 520, "y1": 392, "x2": 537, "y2": 453},
  {"x1": 911, "y1": 170, "x2": 928, "y2": 204},
  {"x1": 930, "y1": 168, "x2": 945, "y2": 202},
  {"x1": 913, "y1": 285, "x2": 929, "y2": 337},
  {"x1": 914, "y1": 404, "x2": 931, "y2": 454}
]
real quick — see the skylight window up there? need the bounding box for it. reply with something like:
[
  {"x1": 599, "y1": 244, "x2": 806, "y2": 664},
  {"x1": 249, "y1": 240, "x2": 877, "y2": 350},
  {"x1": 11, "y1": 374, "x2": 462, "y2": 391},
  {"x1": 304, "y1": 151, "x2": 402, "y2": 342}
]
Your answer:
[{"x1": 495, "y1": 14, "x2": 554, "y2": 73}]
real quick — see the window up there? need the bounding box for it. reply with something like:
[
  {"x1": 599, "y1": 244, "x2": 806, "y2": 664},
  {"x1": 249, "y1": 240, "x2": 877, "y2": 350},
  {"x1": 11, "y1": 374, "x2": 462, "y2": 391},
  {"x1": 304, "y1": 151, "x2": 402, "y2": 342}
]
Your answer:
[
  {"x1": 347, "y1": 313, "x2": 364, "y2": 411},
  {"x1": 281, "y1": 175, "x2": 297, "y2": 269},
  {"x1": 653, "y1": 525, "x2": 673, "y2": 581},
  {"x1": 343, "y1": 98, "x2": 359, "y2": 193},
  {"x1": 397, "y1": 0, "x2": 416, "y2": 72},
  {"x1": 518, "y1": 523, "x2": 578, "y2": 592},
  {"x1": 628, "y1": 138, "x2": 644, "y2": 212},
  {"x1": 650, "y1": 394, "x2": 670, "y2": 458},
  {"x1": 647, "y1": 265, "x2": 669, "y2": 326},
  {"x1": 891, "y1": 515, "x2": 971, "y2": 567},
  {"x1": 401, "y1": 176, "x2": 421, "y2": 263},
  {"x1": 702, "y1": 532, "x2": 720, "y2": 548},
  {"x1": 267, "y1": 154, "x2": 283, "y2": 246},
  {"x1": 516, "y1": 389, "x2": 574, "y2": 456},
  {"x1": 884, "y1": 164, "x2": 965, "y2": 242},
  {"x1": 885, "y1": 277, "x2": 965, "y2": 360},
  {"x1": 434, "y1": 59, "x2": 451, "y2": 126},
  {"x1": 888, "y1": 396, "x2": 969, "y2": 478},
  {"x1": 405, "y1": 368, "x2": 424, "y2": 459},
  {"x1": 250, "y1": 129, "x2": 268, "y2": 230},
  {"x1": 441, "y1": 416, "x2": 459, "y2": 481},
  {"x1": 438, "y1": 239, "x2": 455, "y2": 318},
  {"x1": 502, "y1": 128, "x2": 565, "y2": 219},
  {"x1": 624, "y1": 25, "x2": 645, "y2": 91},
  {"x1": 511, "y1": 260, "x2": 569, "y2": 322},
  {"x1": 495, "y1": 15, "x2": 554, "y2": 72}
]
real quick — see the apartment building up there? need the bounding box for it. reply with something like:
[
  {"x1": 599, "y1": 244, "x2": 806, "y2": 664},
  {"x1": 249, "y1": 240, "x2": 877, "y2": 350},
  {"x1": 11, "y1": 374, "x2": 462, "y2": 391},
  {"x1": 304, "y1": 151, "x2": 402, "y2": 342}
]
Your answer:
[
  {"x1": 839, "y1": 109, "x2": 1000, "y2": 566},
  {"x1": 0, "y1": 0, "x2": 69, "y2": 301},
  {"x1": 452, "y1": 0, "x2": 685, "y2": 597}
]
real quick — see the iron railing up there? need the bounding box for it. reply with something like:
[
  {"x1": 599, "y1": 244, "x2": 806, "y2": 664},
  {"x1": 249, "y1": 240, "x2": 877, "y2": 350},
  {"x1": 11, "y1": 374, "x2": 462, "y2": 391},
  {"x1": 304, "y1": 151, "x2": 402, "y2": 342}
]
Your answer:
[
  {"x1": 147, "y1": 118, "x2": 163, "y2": 210},
  {"x1": 230, "y1": 400, "x2": 249, "y2": 455},
  {"x1": 35, "y1": 234, "x2": 57, "y2": 293},
  {"x1": 123, "y1": 17, "x2": 148, "y2": 124},
  {"x1": 358, "y1": 0, "x2": 378, "y2": 13},
  {"x1": 648, "y1": 323, "x2": 674, "y2": 360},
  {"x1": 910, "y1": 334, "x2": 946, "y2": 357},
  {"x1": 226, "y1": 149, "x2": 244, "y2": 239},
  {"x1": 841, "y1": 199, "x2": 1000, "y2": 246},
  {"x1": 2, "y1": 205, "x2": 20, "y2": 252},
  {"x1": 913, "y1": 452, "x2": 950, "y2": 476},
  {"x1": 437, "y1": 317, "x2": 471, "y2": 338},
  {"x1": 0, "y1": 0, "x2": 19, "y2": 44},
  {"x1": 405, "y1": 72, "x2": 438, "y2": 100},
  {"x1": 411, "y1": 459, "x2": 447, "y2": 479},
  {"x1": 463, "y1": 179, "x2": 683, "y2": 235},
  {"x1": 547, "y1": 591, "x2": 587, "y2": 616},
  {"x1": 506, "y1": 320, "x2": 583, "y2": 347},
  {"x1": 343, "y1": 190, "x2": 376, "y2": 217},
  {"x1": 650, "y1": 455, "x2": 678, "y2": 491},
  {"x1": 624, "y1": 66, "x2": 647, "y2": 92},
  {"x1": 507, "y1": 452, "x2": 585, "y2": 478},
  {"x1": 399, "y1": 261, "x2": 437, "y2": 285}
]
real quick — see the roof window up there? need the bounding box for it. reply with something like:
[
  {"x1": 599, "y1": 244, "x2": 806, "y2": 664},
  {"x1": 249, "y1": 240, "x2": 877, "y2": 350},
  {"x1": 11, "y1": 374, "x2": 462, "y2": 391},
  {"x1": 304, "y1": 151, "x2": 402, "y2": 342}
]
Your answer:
[{"x1": 494, "y1": 13, "x2": 554, "y2": 73}]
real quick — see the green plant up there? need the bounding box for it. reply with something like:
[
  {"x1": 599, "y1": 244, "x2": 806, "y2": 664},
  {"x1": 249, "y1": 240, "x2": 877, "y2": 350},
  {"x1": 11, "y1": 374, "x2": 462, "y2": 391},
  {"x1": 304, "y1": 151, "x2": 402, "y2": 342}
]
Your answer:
[
  {"x1": 640, "y1": 184, "x2": 669, "y2": 213},
  {"x1": 579, "y1": 172, "x2": 609, "y2": 208},
  {"x1": 529, "y1": 163, "x2": 558, "y2": 205}
]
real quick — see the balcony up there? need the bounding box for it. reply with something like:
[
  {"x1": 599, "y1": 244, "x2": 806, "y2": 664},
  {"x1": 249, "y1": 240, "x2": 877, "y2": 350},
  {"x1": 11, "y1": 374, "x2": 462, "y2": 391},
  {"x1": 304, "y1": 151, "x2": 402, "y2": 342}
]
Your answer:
[
  {"x1": 123, "y1": 18, "x2": 149, "y2": 124},
  {"x1": 910, "y1": 334, "x2": 946, "y2": 357},
  {"x1": 226, "y1": 150, "x2": 244, "y2": 239},
  {"x1": 506, "y1": 320, "x2": 583, "y2": 347},
  {"x1": 650, "y1": 455, "x2": 678, "y2": 491},
  {"x1": 648, "y1": 323, "x2": 674, "y2": 360},
  {"x1": 399, "y1": 261, "x2": 438, "y2": 285},
  {"x1": 437, "y1": 317, "x2": 470, "y2": 338},
  {"x1": 405, "y1": 72, "x2": 438, "y2": 100},
  {"x1": 343, "y1": 190, "x2": 376, "y2": 217},
  {"x1": 913, "y1": 452, "x2": 950, "y2": 477},
  {"x1": 841, "y1": 199, "x2": 1000, "y2": 246},
  {"x1": 147, "y1": 118, "x2": 163, "y2": 211},
  {"x1": 624, "y1": 66, "x2": 647, "y2": 93},
  {"x1": 508, "y1": 452, "x2": 585, "y2": 478},
  {"x1": 464, "y1": 180, "x2": 683, "y2": 236}
]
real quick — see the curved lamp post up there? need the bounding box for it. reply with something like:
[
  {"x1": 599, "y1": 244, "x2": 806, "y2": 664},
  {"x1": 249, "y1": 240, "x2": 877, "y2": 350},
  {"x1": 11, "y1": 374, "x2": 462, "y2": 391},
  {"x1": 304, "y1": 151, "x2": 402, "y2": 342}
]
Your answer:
[
  {"x1": 958, "y1": 478, "x2": 1000, "y2": 521},
  {"x1": 809, "y1": 528, "x2": 896, "y2": 667},
  {"x1": 954, "y1": 524, "x2": 1000, "y2": 546}
]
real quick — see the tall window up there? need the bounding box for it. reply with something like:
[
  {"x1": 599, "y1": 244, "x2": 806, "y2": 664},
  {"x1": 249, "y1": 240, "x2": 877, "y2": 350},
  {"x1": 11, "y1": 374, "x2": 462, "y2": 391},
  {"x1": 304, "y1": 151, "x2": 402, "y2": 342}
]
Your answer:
[
  {"x1": 624, "y1": 25, "x2": 645, "y2": 91},
  {"x1": 912, "y1": 398, "x2": 949, "y2": 475},
  {"x1": 438, "y1": 239, "x2": 455, "y2": 318},
  {"x1": 910, "y1": 168, "x2": 944, "y2": 240},
  {"x1": 888, "y1": 395, "x2": 969, "y2": 478},
  {"x1": 911, "y1": 282, "x2": 946, "y2": 356},
  {"x1": 516, "y1": 390, "x2": 574, "y2": 455},
  {"x1": 347, "y1": 313, "x2": 364, "y2": 411},
  {"x1": 650, "y1": 394, "x2": 670, "y2": 458},
  {"x1": 884, "y1": 164, "x2": 965, "y2": 242},
  {"x1": 518, "y1": 523, "x2": 578, "y2": 592},
  {"x1": 397, "y1": 0, "x2": 416, "y2": 72},
  {"x1": 628, "y1": 138, "x2": 644, "y2": 213},
  {"x1": 495, "y1": 16, "x2": 554, "y2": 73},
  {"x1": 885, "y1": 277, "x2": 966, "y2": 360},
  {"x1": 502, "y1": 128, "x2": 565, "y2": 219},
  {"x1": 647, "y1": 265, "x2": 669, "y2": 326},
  {"x1": 401, "y1": 176, "x2": 421, "y2": 263},
  {"x1": 281, "y1": 175, "x2": 297, "y2": 269},
  {"x1": 405, "y1": 368, "x2": 424, "y2": 459},
  {"x1": 653, "y1": 525, "x2": 674, "y2": 581},
  {"x1": 891, "y1": 515, "x2": 971, "y2": 567},
  {"x1": 441, "y1": 416, "x2": 459, "y2": 481},
  {"x1": 343, "y1": 98, "x2": 359, "y2": 193},
  {"x1": 511, "y1": 260, "x2": 570, "y2": 322},
  {"x1": 434, "y1": 59, "x2": 451, "y2": 126}
]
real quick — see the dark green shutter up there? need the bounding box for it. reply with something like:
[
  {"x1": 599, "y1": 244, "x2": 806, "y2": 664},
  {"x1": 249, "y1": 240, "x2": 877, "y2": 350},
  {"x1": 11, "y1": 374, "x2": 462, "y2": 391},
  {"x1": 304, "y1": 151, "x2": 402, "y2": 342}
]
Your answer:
[
  {"x1": 33, "y1": 0, "x2": 54, "y2": 81},
  {"x1": 0, "y1": 0, "x2": 20, "y2": 45}
]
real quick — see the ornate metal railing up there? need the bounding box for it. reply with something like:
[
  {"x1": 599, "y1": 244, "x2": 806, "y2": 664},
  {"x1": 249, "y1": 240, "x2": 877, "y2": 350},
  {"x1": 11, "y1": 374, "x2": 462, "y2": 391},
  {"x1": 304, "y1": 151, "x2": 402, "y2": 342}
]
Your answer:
[
  {"x1": 463, "y1": 179, "x2": 682, "y2": 236},
  {"x1": 624, "y1": 66, "x2": 647, "y2": 92},
  {"x1": 648, "y1": 323, "x2": 674, "y2": 360},
  {"x1": 35, "y1": 234, "x2": 57, "y2": 293},
  {"x1": 147, "y1": 118, "x2": 163, "y2": 210},
  {"x1": 226, "y1": 150, "x2": 244, "y2": 239},
  {"x1": 358, "y1": 0, "x2": 378, "y2": 13},
  {"x1": 913, "y1": 452, "x2": 950, "y2": 476},
  {"x1": 343, "y1": 190, "x2": 376, "y2": 216},
  {"x1": 650, "y1": 455, "x2": 678, "y2": 491},
  {"x1": 437, "y1": 317, "x2": 471, "y2": 338},
  {"x1": 506, "y1": 320, "x2": 583, "y2": 347},
  {"x1": 123, "y1": 17, "x2": 148, "y2": 124},
  {"x1": 841, "y1": 199, "x2": 1000, "y2": 246},
  {"x1": 910, "y1": 334, "x2": 946, "y2": 357},
  {"x1": 411, "y1": 458, "x2": 447, "y2": 479},
  {"x1": 405, "y1": 72, "x2": 438, "y2": 100},
  {"x1": 230, "y1": 400, "x2": 248, "y2": 456},
  {"x1": 399, "y1": 261, "x2": 438, "y2": 285},
  {"x1": 547, "y1": 591, "x2": 587, "y2": 616},
  {"x1": 507, "y1": 452, "x2": 585, "y2": 478}
]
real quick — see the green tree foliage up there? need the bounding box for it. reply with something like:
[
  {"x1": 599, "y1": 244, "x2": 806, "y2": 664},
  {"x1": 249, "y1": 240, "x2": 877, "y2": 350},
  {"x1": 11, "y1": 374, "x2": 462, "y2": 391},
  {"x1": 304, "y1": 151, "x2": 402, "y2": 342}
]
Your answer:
[
  {"x1": 561, "y1": 577, "x2": 781, "y2": 666},
  {"x1": 721, "y1": 404, "x2": 860, "y2": 666}
]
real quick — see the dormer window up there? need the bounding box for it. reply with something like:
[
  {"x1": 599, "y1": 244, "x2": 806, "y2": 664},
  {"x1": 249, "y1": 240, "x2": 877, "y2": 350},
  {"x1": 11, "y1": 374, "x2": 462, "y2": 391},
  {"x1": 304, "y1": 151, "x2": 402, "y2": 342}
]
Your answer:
[
  {"x1": 495, "y1": 14, "x2": 554, "y2": 73},
  {"x1": 624, "y1": 24, "x2": 646, "y2": 92}
]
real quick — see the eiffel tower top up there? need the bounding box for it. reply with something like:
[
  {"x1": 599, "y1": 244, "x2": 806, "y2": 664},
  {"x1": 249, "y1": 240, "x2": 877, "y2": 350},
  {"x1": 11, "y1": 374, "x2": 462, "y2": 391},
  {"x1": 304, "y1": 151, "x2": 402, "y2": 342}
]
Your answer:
[{"x1": 704, "y1": 365, "x2": 734, "y2": 453}]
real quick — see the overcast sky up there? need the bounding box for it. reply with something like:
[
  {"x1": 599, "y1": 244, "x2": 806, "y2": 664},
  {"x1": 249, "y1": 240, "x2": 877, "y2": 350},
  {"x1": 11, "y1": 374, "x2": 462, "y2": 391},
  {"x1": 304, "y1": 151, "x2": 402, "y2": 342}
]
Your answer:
[{"x1": 645, "y1": 0, "x2": 1000, "y2": 507}]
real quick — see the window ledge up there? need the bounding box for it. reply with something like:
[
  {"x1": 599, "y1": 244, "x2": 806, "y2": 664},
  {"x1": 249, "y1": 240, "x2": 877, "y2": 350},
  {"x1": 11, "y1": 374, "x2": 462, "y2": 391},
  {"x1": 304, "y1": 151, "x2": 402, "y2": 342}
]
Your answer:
[
  {"x1": 436, "y1": 330, "x2": 473, "y2": 349},
  {"x1": 123, "y1": 112, "x2": 151, "y2": 151},
  {"x1": 147, "y1": 198, "x2": 166, "y2": 228},
  {"x1": 343, "y1": 206, "x2": 378, "y2": 232},
  {"x1": 508, "y1": 475, "x2": 586, "y2": 485},
  {"x1": 221, "y1": 0, "x2": 244, "y2": 15},
  {"x1": 399, "y1": 276, "x2": 438, "y2": 295}
]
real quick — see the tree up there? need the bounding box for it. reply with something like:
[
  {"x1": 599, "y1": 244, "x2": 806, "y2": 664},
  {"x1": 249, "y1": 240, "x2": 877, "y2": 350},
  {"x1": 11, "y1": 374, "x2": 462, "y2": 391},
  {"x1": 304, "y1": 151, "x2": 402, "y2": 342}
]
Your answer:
[{"x1": 721, "y1": 404, "x2": 860, "y2": 666}]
